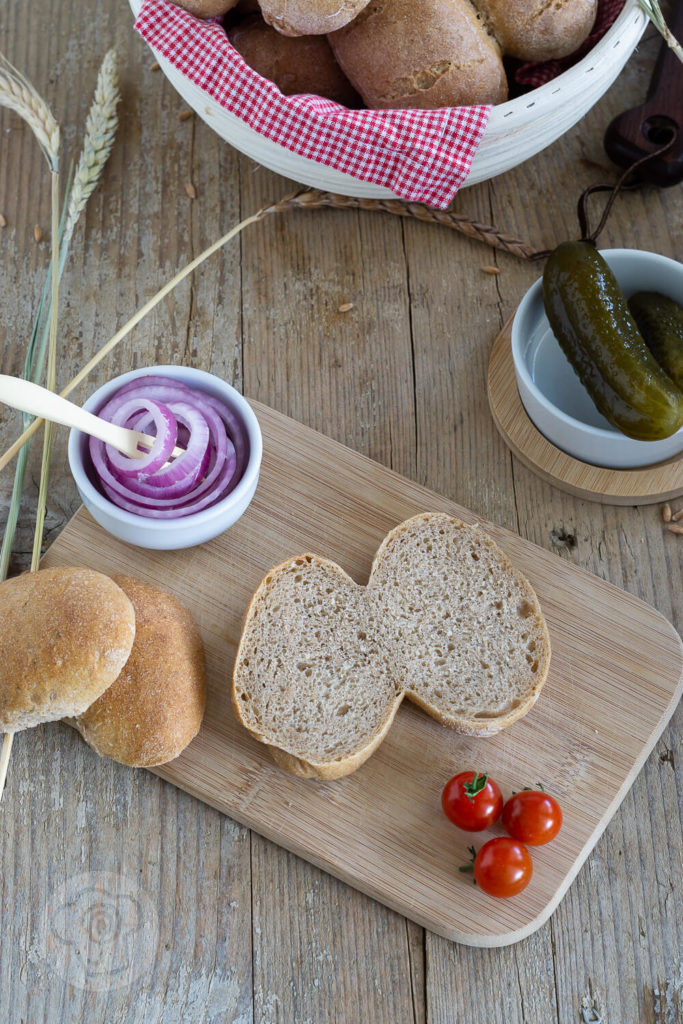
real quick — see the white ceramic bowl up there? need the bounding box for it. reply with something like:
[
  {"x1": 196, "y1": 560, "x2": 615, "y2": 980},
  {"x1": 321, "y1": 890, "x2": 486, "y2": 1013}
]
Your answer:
[
  {"x1": 511, "y1": 249, "x2": 683, "y2": 469},
  {"x1": 68, "y1": 365, "x2": 262, "y2": 549},
  {"x1": 129, "y1": 0, "x2": 647, "y2": 196}
]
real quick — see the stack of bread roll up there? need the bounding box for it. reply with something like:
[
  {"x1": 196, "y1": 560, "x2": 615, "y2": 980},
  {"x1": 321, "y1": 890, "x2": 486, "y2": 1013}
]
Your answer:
[
  {"x1": 0, "y1": 567, "x2": 206, "y2": 768},
  {"x1": 171, "y1": 0, "x2": 598, "y2": 108}
]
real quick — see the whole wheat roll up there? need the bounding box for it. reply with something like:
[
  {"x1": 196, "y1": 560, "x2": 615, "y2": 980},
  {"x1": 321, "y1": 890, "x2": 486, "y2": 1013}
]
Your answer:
[
  {"x1": 328, "y1": 0, "x2": 507, "y2": 110},
  {"x1": 228, "y1": 15, "x2": 362, "y2": 104},
  {"x1": 0, "y1": 567, "x2": 136, "y2": 732},
  {"x1": 258, "y1": 0, "x2": 372, "y2": 37},
  {"x1": 70, "y1": 576, "x2": 206, "y2": 768},
  {"x1": 169, "y1": 0, "x2": 240, "y2": 17},
  {"x1": 472, "y1": 0, "x2": 598, "y2": 61}
]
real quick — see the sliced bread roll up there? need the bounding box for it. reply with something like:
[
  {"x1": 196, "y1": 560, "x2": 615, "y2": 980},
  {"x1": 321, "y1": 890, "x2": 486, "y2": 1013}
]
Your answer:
[
  {"x1": 367, "y1": 513, "x2": 551, "y2": 735},
  {"x1": 232, "y1": 554, "x2": 403, "y2": 779},
  {"x1": 70, "y1": 576, "x2": 206, "y2": 767},
  {"x1": 232, "y1": 513, "x2": 551, "y2": 777},
  {"x1": 0, "y1": 567, "x2": 136, "y2": 732}
]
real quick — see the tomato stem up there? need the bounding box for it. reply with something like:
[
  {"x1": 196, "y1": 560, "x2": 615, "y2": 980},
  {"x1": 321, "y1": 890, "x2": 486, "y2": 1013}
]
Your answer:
[
  {"x1": 458, "y1": 845, "x2": 477, "y2": 882},
  {"x1": 463, "y1": 772, "x2": 488, "y2": 802}
]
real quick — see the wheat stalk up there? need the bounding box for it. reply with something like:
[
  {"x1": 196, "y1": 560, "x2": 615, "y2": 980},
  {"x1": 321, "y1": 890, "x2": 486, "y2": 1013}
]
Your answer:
[
  {"x1": 64, "y1": 49, "x2": 119, "y2": 241},
  {"x1": 0, "y1": 188, "x2": 540, "y2": 472},
  {"x1": 0, "y1": 54, "x2": 63, "y2": 801},
  {"x1": 0, "y1": 47, "x2": 119, "y2": 798},
  {"x1": 0, "y1": 51, "x2": 120, "y2": 582},
  {"x1": 276, "y1": 190, "x2": 541, "y2": 261},
  {"x1": 637, "y1": 1, "x2": 683, "y2": 63},
  {"x1": 0, "y1": 54, "x2": 59, "y2": 170}
]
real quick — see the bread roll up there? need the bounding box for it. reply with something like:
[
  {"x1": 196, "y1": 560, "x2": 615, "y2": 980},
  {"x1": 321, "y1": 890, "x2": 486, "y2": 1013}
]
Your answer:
[
  {"x1": 0, "y1": 567, "x2": 135, "y2": 732},
  {"x1": 472, "y1": 0, "x2": 598, "y2": 61},
  {"x1": 71, "y1": 577, "x2": 206, "y2": 768},
  {"x1": 328, "y1": 0, "x2": 507, "y2": 110},
  {"x1": 258, "y1": 0, "x2": 372, "y2": 37},
  {"x1": 169, "y1": 0, "x2": 240, "y2": 18},
  {"x1": 228, "y1": 15, "x2": 362, "y2": 105}
]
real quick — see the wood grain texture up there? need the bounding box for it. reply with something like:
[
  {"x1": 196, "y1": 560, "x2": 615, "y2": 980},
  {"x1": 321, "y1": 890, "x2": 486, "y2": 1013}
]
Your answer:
[{"x1": 0, "y1": 0, "x2": 681, "y2": 1020}]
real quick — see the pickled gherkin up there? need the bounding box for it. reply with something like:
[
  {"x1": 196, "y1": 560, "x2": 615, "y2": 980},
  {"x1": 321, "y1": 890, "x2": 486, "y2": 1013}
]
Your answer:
[
  {"x1": 542, "y1": 242, "x2": 683, "y2": 442},
  {"x1": 628, "y1": 291, "x2": 683, "y2": 391}
]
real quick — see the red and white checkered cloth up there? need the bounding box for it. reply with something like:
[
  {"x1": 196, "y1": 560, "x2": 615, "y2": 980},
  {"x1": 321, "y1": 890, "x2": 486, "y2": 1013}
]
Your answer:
[
  {"x1": 135, "y1": 0, "x2": 623, "y2": 209},
  {"x1": 135, "y1": 0, "x2": 489, "y2": 208}
]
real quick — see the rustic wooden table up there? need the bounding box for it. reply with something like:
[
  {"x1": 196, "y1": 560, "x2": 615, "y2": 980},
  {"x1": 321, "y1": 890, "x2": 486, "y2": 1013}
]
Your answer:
[{"x1": 0, "y1": 2, "x2": 681, "y2": 1021}]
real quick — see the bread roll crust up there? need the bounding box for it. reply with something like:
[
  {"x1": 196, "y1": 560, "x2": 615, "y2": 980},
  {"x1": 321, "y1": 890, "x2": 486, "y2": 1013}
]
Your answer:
[
  {"x1": 169, "y1": 0, "x2": 240, "y2": 18},
  {"x1": 72, "y1": 576, "x2": 206, "y2": 767},
  {"x1": 0, "y1": 567, "x2": 135, "y2": 732},
  {"x1": 328, "y1": 0, "x2": 507, "y2": 110},
  {"x1": 259, "y1": 0, "x2": 372, "y2": 37},
  {"x1": 228, "y1": 15, "x2": 362, "y2": 105},
  {"x1": 472, "y1": 0, "x2": 598, "y2": 61}
]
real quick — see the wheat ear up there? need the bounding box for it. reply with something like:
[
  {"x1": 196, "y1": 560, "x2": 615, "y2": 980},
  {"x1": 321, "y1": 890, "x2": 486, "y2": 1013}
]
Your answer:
[
  {"x1": 0, "y1": 53, "x2": 59, "y2": 170},
  {"x1": 637, "y1": 1, "x2": 683, "y2": 63},
  {"x1": 0, "y1": 55, "x2": 62, "y2": 802},
  {"x1": 64, "y1": 49, "x2": 120, "y2": 241},
  {"x1": 0, "y1": 47, "x2": 120, "y2": 580}
]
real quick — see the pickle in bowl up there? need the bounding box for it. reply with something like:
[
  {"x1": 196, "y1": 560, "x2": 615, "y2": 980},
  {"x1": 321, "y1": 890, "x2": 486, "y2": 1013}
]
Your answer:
[
  {"x1": 628, "y1": 291, "x2": 683, "y2": 392},
  {"x1": 542, "y1": 241, "x2": 683, "y2": 442}
]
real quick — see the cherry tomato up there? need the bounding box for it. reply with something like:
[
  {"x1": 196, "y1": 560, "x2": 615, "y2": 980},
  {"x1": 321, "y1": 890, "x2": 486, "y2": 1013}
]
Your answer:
[
  {"x1": 441, "y1": 771, "x2": 503, "y2": 832},
  {"x1": 473, "y1": 837, "x2": 533, "y2": 898},
  {"x1": 502, "y1": 789, "x2": 563, "y2": 846}
]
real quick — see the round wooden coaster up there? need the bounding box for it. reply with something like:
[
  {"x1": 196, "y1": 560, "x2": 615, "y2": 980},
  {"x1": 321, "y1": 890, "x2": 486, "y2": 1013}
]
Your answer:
[{"x1": 487, "y1": 317, "x2": 683, "y2": 506}]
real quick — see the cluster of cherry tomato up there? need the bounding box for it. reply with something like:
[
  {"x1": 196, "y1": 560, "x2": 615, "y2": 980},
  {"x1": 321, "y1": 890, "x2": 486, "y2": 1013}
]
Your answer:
[{"x1": 441, "y1": 771, "x2": 563, "y2": 898}]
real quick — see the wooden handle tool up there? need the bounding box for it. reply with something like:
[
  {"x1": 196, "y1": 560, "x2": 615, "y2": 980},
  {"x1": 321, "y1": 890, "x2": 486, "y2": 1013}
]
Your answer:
[{"x1": 604, "y1": 5, "x2": 683, "y2": 187}]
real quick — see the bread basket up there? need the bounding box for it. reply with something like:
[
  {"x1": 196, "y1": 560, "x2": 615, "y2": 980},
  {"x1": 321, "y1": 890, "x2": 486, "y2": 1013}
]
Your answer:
[{"x1": 130, "y1": 0, "x2": 647, "y2": 199}]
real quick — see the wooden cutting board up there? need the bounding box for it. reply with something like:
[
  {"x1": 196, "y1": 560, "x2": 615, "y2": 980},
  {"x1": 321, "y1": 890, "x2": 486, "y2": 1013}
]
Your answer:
[{"x1": 42, "y1": 401, "x2": 683, "y2": 947}]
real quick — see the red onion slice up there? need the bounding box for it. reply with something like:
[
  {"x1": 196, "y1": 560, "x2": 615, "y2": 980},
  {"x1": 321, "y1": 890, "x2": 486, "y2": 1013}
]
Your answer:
[
  {"x1": 104, "y1": 398, "x2": 178, "y2": 478},
  {"x1": 89, "y1": 375, "x2": 246, "y2": 519}
]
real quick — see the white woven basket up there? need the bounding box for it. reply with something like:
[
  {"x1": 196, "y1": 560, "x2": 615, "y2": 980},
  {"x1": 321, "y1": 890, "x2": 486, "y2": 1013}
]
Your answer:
[{"x1": 130, "y1": 0, "x2": 648, "y2": 195}]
